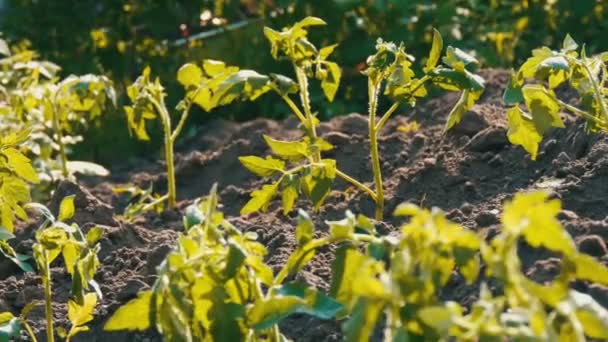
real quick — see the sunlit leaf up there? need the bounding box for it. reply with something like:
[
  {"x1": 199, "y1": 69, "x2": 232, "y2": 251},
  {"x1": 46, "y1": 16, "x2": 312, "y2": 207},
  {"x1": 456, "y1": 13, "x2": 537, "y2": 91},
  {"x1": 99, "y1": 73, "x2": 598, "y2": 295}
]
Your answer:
[
  {"x1": 177, "y1": 63, "x2": 203, "y2": 87},
  {"x1": 424, "y1": 28, "x2": 443, "y2": 73},
  {"x1": 506, "y1": 106, "x2": 543, "y2": 160},
  {"x1": 58, "y1": 195, "x2": 76, "y2": 221},
  {"x1": 104, "y1": 290, "x2": 152, "y2": 331},
  {"x1": 247, "y1": 296, "x2": 305, "y2": 331},
  {"x1": 241, "y1": 182, "x2": 279, "y2": 215},
  {"x1": 445, "y1": 89, "x2": 482, "y2": 131},
  {"x1": 238, "y1": 156, "x2": 285, "y2": 177}
]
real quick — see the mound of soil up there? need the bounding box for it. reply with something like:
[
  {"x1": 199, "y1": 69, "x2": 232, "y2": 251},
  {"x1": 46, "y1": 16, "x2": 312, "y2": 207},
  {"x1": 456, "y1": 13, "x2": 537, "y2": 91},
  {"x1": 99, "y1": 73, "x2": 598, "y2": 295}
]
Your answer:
[{"x1": 1, "y1": 69, "x2": 607, "y2": 341}]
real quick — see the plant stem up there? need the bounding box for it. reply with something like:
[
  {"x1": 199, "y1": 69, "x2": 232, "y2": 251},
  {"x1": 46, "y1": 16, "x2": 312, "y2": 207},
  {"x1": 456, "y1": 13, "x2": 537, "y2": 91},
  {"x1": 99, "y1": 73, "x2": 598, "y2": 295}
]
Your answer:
[
  {"x1": 141, "y1": 194, "x2": 169, "y2": 212},
  {"x1": 581, "y1": 60, "x2": 608, "y2": 121},
  {"x1": 171, "y1": 102, "x2": 193, "y2": 142},
  {"x1": 335, "y1": 169, "x2": 377, "y2": 202},
  {"x1": 151, "y1": 97, "x2": 177, "y2": 209},
  {"x1": 368, "y1": 79, "x2": 384, "y2": 220},
  {"x1": 375, "y1": 75, "x2": 431, "y2": 132},
  {"x1": 557, "y1": 99, "x2": 608, "y2": 127},
  {"x1": 42, "y1": 255, "x2": 54, "y2": 342},
  {"x1": 21, "y1": 320, "x2": 38, "y2": 342},
  {"x1": 295, "y1": 67, "x2": 320, "y2": 162},
  {"x1": 51, "y1": 105, "x2": 69, "y2": 178},
  {"x1": 375, "y1": 102, "x2": 400, "y2": 132},
  {"x1": 278, "y1": 92, "x2": 308, "y2": 124}
]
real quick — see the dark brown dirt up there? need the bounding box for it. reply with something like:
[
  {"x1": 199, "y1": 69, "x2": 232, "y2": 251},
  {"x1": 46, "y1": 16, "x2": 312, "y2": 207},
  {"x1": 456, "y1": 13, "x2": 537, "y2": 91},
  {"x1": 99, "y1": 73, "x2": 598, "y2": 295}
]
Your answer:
[{"x1": 1, "y1": 69, "x2": 608, "y2": 341}]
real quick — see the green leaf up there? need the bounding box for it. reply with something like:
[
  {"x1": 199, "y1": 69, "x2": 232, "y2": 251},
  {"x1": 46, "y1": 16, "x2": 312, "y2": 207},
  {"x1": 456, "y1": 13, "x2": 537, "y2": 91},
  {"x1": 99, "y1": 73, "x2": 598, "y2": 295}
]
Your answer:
[
  {"x1": 263, "y1": 135, "x2": 308, "y2": 161},
  {"x1": 295, "y1": 17, "x2": 327, "y2": 28},
  {"x1": 295, "y1": 210, "x2": 314, "y2": 245},
  {"x1": 209, "y1": 298, "x2": 245, "y2": 341},
  {"x1": 503, "y1": 72, "x2": 524, "y2": 104},
  {"x1": 269, "y1": 74, "x2": 298, "y2": 96},
  {"x1": 0, "y1": 227, "x2": 14, "y2": 241},
  {"x1": 393, "y1": 203, "x2": 421, "y2": 216},
  {"x1": 177, "y1": 63, "x2": 202, "y2": 87},
  {"x1": 239, "y1": 156, "x2": 285, "y2": 177},
  {"x1": 445, "y1": 89, "x2": 482, "y2": 131},
  {"x1": 248, "y1": 296, "x2": 306, "y2": 331},
  {"x1": 572, "y1": 254, "x2": 608, "y2": 285},
  {"x1": 224, "y1": 242, "x2": 246, "y2": 279},
  {"x1": 277, "y1": 282, "x2": 343, "y2": 320},
  {"x1": 319, "y1": 44, "x2": 338, "y2": 60},
  {"x1": 506, "y1": 106, "x2": 543, "y2": 160},
  {"x1": 432, "y1": 68, "x2": 485, "y2": 91},
  {"x1": 282, "y1": 244, "x2": 317, "y2": 279},
  {"x1": 502, "y1": 192, "x2": 576, "y2": 255},
  {"x1": 343, "y1": 298, "x2": 384, "y2": 342},
  {"x1": 212, "y1": 70, "x2": 271, "y2": 107},
  {"x1": 418, "y1": 305, "x2": 459, "y2": 332},
  {"x1": 1, "y1": 148, "x2": 39, "y2": 184},
  {"x1": 0, "y1": 39, "x2": 10, "y2": 56},
  {"x1": 0, "y1": 312, "x2": 20, "y2": 342},
  {"x1": 320, "y1": 62, "x2": 341, "y2": 102},
  {"x1": 66, "y1": 161, "x2": 110, "y2": 177},
  {"x1": 58, "y1": 195, "x2": 76, "y2": 221},
  {"x1": 442, "y1": 47, "x2": 478, "y2": 71},
  {"x1": 424, "y1": 28, "x2": 443, "y2": 73},
  {"x1": 281, "y1": 183, "x2": 298, "y2": 215},
  {"x1": 570, "y1": 290, "x2": 608, "y2": 339},
  {"x1": 0, "y1": 242, "x2": 33, "y2": 273},
  {"x1": 62, "y1": 242, "x2": 79, "y2": 275},
  {"x1": 327, "y1": 212, "x2": 356, "y2": 241},
  {"x1": 563, "y1": 34, "x2": 579, "y2": 52},
  {"x1": 539, "y1": 56, "x2": 570, "y2": 71},
  {"x1": 104, "y1": 290, "x2": 152, "y2": 331},
  {"x1": 86, "y1": 226, "x2": 104, "y2": 245},
  {"x1": 68, "y1": 293, "x2": 97, "y2": 327},
  {"x1": 522, "y1": 85, "x2": 565, "y2": 134},
  {"x1": 241, "y1": 182, "x2": 279, "y2": 215}
]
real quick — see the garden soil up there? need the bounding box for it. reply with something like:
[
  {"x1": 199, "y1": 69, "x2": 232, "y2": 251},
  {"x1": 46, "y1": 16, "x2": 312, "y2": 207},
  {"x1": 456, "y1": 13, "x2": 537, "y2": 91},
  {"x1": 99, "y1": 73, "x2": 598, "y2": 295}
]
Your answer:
[{"x1": 1, "y1": 69, "x2": 607, "y2": 341}]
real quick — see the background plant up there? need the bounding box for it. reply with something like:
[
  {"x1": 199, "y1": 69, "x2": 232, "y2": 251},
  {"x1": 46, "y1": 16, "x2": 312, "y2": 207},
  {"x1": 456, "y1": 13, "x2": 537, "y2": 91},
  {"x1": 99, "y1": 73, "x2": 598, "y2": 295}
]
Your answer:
[
  {"x1": 0, "y1": 38, "x2": 116, "y2": 184},
  {"x1": 28, "y1": 197, "x2": 103, "y2": 342},
  {"x1": 3, "y1": 1, "x2": 607, "y2": 166},
  {"x1": 504, "y1": 35, "x2": 608, "y2": 160},
  {"x1": 123, "y1": 64, "x2": 211, "y2": 209},
  {"x1": 0, "y1": 129, "x2": 39, "y2": 272}
]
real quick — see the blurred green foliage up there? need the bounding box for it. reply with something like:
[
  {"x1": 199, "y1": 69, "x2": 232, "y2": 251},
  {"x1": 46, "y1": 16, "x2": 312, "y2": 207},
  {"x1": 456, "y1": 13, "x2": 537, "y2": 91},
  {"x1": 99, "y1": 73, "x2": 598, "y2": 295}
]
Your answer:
[{"x1": 1, "y1": 0, "x2": 607, "y2": 164}]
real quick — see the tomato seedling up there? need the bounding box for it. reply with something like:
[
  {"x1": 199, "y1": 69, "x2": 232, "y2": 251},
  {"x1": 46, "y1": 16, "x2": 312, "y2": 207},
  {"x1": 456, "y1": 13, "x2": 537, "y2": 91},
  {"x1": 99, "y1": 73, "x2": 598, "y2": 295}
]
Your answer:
[
  {"x1": 28, "y1": 196, "x2": 103, "y2": 342},
  {"x1": 105, "y1": 185, "x2": 349, "y2": 340},
  {"x1": 174, "y1": 18, "x2": 485, "y2": 219},
  {"x1": 124, "y1": 65, "x2": 211, "y2": 209},
  {"x1": 505, "y1": 34, "x2": 608, "y2": 159},
  {"x1": 0, "y1": 39, "x2": 115, "y2": 181}
]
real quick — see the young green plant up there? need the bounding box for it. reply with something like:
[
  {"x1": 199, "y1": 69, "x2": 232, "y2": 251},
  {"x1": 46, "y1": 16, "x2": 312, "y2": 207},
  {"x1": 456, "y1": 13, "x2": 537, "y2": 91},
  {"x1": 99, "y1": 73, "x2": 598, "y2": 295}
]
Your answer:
[
  {"x1": 28, "y1": 196, "x2": 103, "y2": 342},
  {"x1": 104, "y1": 185, "x2": 350, "y2": 341},
  {"x1": 174, "y1": 17, "x2": 362, "y2": 217},
  {"x1": 124, "y1": 66, "x2": 209, "y2": 209},
  {"x1": 0, "y1": 40, "x2": 115, "y2": 181},
  {"x1": 504, "y1": 34, "x2": 608, "y2": 159},
  {"x1": 361, "y1": 29, "x2": 485, "y2": 219},
  {"x1": 0, "y1": 130, "x2": 39, "y2": 272},
  {"x1": 176, "y1": 19, "x2": 485, "y2": 219},
  {"x1": 0, "y1": 302, "x2": 38, "y2": 342},
  {"x1": 331, "y1": 192, "x2": 608, "y2": 341}
]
